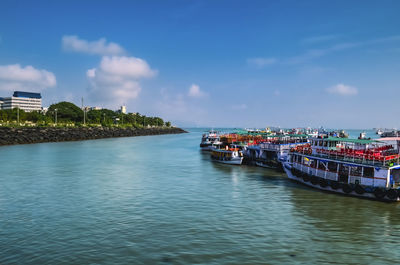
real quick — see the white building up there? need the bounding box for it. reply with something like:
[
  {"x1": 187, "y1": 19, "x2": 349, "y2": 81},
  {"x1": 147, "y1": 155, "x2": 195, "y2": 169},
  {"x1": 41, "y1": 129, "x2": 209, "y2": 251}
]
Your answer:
[
  {"x1": 0, "y1": 91, "x2": 42, "y2": 112},
  {"x1": 119, "y1": 105, "x2": 127, "y2": 114}
]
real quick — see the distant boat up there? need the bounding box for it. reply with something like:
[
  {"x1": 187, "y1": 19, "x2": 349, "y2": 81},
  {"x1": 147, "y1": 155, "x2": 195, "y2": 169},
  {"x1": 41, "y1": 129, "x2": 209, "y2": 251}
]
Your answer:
[
  {"x1": 200, "y1": 130, "x2": 222, "y2": 151},
  {"x1": 358, "y1": 132, "x2": 366, "y2": 139},
  {"x1": 381, "y1": 130, "x2": 400, "y2": 138}
]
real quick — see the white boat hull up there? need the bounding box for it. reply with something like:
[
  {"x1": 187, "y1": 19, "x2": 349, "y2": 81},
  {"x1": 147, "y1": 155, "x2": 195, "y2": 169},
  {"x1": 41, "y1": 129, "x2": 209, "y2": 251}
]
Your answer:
[
  {"x1": 283, "y1": 162, "x2": 399, "y2": 202},
  {"x1": 212, "y1": 157, "x2": 243, "y2": 165}
]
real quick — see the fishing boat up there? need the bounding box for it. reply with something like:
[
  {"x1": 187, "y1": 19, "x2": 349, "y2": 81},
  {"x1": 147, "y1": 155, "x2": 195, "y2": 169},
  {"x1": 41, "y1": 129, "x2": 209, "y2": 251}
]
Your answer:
[
  {"x1": 211, "y1": 145, "x2": 243, "y2": 165},
  {"x1": 200, "y1": 130, "x2": 222, "y2": 151},
  {"x1": 283, "y1": 137, "x2": 400, "y2": 202}
]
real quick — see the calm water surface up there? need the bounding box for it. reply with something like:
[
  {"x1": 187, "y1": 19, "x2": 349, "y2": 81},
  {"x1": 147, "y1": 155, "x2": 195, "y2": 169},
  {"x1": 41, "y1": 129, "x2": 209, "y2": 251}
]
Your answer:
[{"x1": 1, "y1": 129, "x2": 400, "y2": 264}]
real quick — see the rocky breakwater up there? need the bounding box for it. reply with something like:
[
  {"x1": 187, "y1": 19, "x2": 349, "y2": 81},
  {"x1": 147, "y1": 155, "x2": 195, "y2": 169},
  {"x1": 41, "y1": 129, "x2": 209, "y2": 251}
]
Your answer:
[{"x1": 0, "y1": 127, "x2": 187, "y2": 146}]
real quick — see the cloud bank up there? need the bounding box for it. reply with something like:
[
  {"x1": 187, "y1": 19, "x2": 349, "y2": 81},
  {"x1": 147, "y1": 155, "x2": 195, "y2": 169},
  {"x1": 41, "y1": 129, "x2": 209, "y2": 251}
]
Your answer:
[
  {"x1": 62, "y1": 35, "x2": 125, "y2": 56},
  {"x1": 0, "y1": 64, "x2": 56, "y2": 92},
  {"x1": 87, "y1": 56, "x2": 157, "y2": 105}
]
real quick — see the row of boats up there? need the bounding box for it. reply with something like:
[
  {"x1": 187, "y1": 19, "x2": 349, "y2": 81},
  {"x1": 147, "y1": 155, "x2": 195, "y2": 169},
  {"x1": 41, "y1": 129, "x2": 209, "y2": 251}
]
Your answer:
[{"x1": 200, "y1": 129, "x2": 400, "y2": 202}]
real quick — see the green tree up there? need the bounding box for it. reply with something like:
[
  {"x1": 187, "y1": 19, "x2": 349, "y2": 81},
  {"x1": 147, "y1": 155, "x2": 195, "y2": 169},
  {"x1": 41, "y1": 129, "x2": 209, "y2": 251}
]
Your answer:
[
  {"x1": 25, "y1": 111, "x2": 41, "y2": 122},
  {"x1": 47, "y1": 102, "x2": 83, "y2": 123},
  {"x1": 11, "y1": 108, "x2": 27, "y2": 122}
]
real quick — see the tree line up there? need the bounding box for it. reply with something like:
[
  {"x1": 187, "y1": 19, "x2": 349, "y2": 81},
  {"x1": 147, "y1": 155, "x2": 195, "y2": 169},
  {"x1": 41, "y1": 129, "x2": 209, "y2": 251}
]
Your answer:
[{"x1": 0, "y1": 101, "x2": 172, "y2": 128}]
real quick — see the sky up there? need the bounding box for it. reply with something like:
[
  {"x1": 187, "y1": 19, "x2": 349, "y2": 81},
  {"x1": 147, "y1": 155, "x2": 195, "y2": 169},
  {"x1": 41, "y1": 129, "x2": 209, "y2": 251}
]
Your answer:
[{"x1": 1, "y1": 0, "x2": 400, "y2": 128}]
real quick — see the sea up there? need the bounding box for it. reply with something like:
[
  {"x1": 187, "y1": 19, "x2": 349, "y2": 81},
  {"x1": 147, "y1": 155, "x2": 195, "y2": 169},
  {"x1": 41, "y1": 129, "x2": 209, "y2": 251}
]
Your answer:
[{"x1": 0, "y1": 128, "x2": 399, "y2": 264}]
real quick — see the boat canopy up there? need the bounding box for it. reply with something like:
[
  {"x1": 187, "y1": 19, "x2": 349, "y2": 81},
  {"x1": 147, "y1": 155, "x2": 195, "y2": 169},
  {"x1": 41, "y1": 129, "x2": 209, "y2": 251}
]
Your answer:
[{"x1": 314, "y1": 137, "x2": 379, "y2": 145}]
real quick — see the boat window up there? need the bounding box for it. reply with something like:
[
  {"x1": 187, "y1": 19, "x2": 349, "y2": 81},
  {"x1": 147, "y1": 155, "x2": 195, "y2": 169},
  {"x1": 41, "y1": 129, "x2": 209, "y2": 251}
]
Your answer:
[
  {"x1": 339, "y1": 164, "x2": 349, "y2": 175},
  {"x1": 327, "y1": 162, "x2": 338, "y2": 172},
  {"x1": 391, "y1": 168, "x2": 400, "y2": 184},
  {"x1": 323, "y1": 141, "x2": 328, "y2": 147},
  {"x1": 364, "y1": 167, "x2": 374, "y2": 178},
  {"x1": 310, "y1": 159, "x2": 317, "y2": 168},
  {"x1": 318, "y1": 161, "x2": 327, "y2": 170},
  {"x1": 350, "y1": 166, "x2": 362, "y2": 176}
]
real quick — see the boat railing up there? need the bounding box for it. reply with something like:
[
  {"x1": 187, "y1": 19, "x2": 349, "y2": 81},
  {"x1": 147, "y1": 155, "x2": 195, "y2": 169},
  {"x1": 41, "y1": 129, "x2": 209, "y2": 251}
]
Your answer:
[
  {"x1": 260, "y1": 142, "x2": 308, "y2": 151},
  {"x1": 292, "y1": 162, "x2": 339, "y2": 180},
  {"x1": 292, "y1": 149, "x2": 400, "y2": 167}
]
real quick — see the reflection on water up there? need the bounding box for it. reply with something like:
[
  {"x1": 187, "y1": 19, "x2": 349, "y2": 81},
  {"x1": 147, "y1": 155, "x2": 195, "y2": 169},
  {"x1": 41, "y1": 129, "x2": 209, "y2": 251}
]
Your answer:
[{"x1": 0, "y1": 129, "x2": 399, "y2": 264}]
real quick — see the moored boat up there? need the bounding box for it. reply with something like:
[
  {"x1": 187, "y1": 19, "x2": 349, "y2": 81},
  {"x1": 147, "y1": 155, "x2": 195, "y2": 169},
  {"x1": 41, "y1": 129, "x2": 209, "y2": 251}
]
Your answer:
[
  {"x1": 283, "y1": 137, "x2": 400, "y2": 202},
  {"x1": 211, "y1": 145, "x2": 244, "y2": 165},
  {"x1": 244, "y1": 134, "x2": 309, "y2": 170},
  {"x1": 200, "y1": 130, "x2": 222, "y2": 151}
]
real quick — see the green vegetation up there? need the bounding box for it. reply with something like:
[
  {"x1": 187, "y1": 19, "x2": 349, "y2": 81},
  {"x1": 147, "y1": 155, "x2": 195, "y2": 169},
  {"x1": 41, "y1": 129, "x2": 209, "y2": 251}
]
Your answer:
[
  {"x1": 0, "y1": 101, "x2": 171, "y2": 128},
  {"x1": 48, "y1": 101, "x2": 83, "y2": 123}
]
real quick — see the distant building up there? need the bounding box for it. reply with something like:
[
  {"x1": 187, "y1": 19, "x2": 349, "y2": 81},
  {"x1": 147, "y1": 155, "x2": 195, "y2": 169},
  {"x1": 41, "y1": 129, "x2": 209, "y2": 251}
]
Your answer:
[
  {"x1": 41, "y1": 107, "x2": 49, "y2": 114},
  {"x1": 82, "y1": 106, "x2": 103, "y2": 112},
  {"x1": 90, "y1": 106, "x2": 102, "y2": 111},
  {"x1": 116, "y1": 105, "x2": 127, "y2": 114},
  {"x1": 121, "y1": 105, "x2": 127, "y2": 114},
  {"x1": 0, "y1": 91, "x2": 42, "y2": 112}
]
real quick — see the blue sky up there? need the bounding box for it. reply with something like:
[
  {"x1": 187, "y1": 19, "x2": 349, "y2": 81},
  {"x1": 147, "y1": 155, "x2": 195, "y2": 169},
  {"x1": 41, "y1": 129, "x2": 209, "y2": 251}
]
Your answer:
[{"x1": 1, "y1": 0, "x2": 400, "y2": 128}]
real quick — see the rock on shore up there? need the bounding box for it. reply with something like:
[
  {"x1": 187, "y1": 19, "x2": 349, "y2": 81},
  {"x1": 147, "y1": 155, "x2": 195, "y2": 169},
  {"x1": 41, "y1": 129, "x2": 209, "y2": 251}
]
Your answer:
[{"x1": 0, "y1": 127, "x2": 187, "y2": 146}]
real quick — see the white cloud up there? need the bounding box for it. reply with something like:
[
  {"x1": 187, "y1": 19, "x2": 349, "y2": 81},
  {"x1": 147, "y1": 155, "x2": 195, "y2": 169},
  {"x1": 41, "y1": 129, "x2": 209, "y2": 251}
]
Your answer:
[
  {"x1": 62, "y1": 35, "x2": 125, "y2": 56},
  {"x1": 155, "y1": 88, "x2": 208, "y2": 126},
  {"x1": 0, "y1": 64, "x2": 56, "y2": 92},
  {"x1": 247, "y1": 35, "x2": 400, "y2": 66},
  {"x1": 247, "y1": 57, "x2": 277, "y2": 67},
  {"x1": 188, "y1": 83, "x2": 206, "y2": 98},
  {"x1": 87, "y1": 56, "x2": 157, "y2": 105},
  {"x1": 99, "y1": 56, "x2": 156, "y2": 78},
  {"x1": 326, "y1": 83, "x2": 358, "y2": 96}
]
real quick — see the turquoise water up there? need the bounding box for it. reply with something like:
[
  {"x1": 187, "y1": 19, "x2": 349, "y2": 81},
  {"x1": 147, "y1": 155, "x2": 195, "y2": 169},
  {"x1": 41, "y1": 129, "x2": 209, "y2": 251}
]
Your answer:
[{"x1": 1, "y1": 129, "x2": 400, "y2": 264}]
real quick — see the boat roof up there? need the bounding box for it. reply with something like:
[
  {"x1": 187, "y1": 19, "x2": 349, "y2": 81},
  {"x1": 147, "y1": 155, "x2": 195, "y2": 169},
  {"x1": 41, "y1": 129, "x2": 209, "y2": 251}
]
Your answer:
[
  {"x1": 232, "y1": 132, "x2": 308, "y2": 138},
  {"x1": 313, "y1": 137, "x2": 380, "y2": 144},
  {"x1": 376, "y1": 137, "x2": 400, "y2": 141},
  {"x1": 264, "y1": 134, "x2": 309, "y2": 138}
]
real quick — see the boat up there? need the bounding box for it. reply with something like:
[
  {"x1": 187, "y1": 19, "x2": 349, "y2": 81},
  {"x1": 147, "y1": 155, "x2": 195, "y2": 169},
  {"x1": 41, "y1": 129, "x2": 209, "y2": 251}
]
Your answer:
[
  {"x1": 283, "y1": 137, "x2": 400, "y2": 201},
  {"x1": 244, "y1": 134, "x2": 309, "y2": 171},
  {"x1": 200, "y1": 130, "x2": 222, "y2": 151},
  {"x1": 376, "y1": 128, "x2": 384, "y2": 135},
  {"x1": 381, "y1": 130, "x2": 400, "y2": 138},
  {"x1": 211, "y1": 145, "x2": 243, "y2": 165},
  {"x1": 358, "y1": 132, "x2": 367, "y2": 139}
]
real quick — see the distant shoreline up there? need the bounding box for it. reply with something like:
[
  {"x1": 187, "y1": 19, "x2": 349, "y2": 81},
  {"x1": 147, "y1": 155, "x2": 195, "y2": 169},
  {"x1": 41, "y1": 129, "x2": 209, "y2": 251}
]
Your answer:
[{"x1": 0, "y1": 126, "x2": 187, "y2": 146}]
